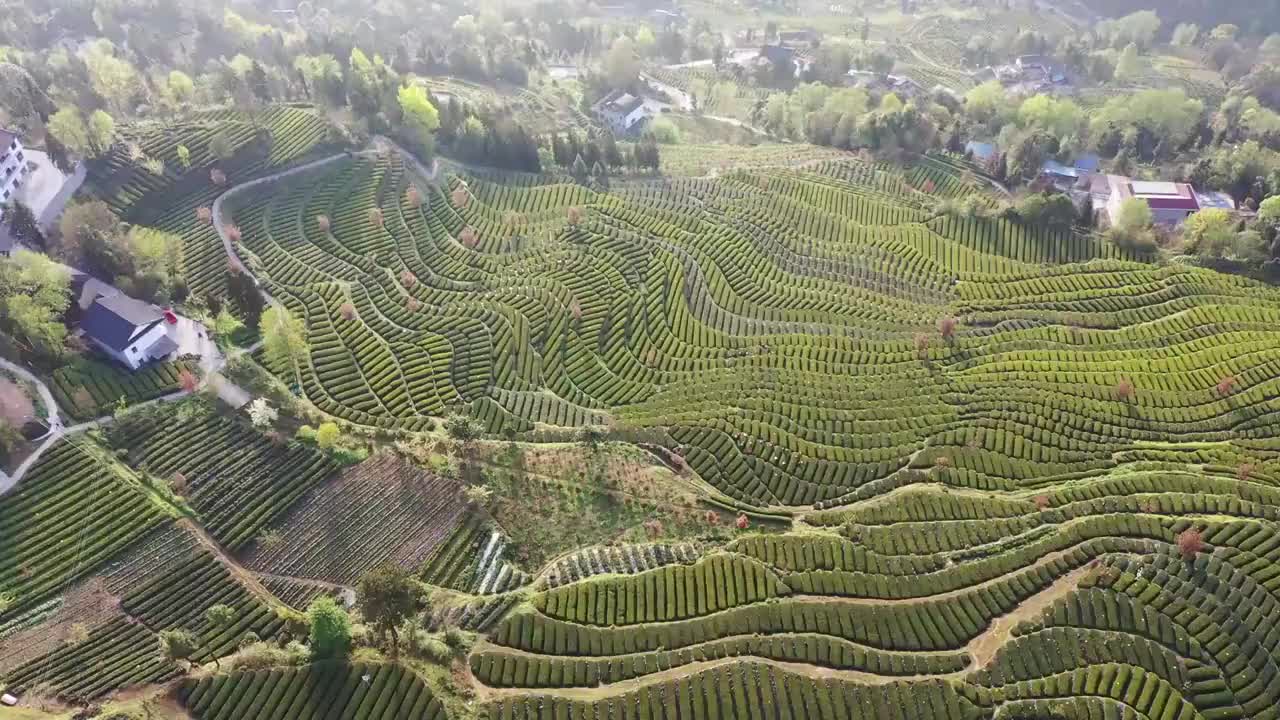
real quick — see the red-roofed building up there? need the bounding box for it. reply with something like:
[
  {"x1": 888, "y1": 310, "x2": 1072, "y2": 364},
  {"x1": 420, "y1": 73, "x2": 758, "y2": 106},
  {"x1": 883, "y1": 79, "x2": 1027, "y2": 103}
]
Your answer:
[{"x1": 1105, "y1": 176, "x2": 1200, "y2": 226}]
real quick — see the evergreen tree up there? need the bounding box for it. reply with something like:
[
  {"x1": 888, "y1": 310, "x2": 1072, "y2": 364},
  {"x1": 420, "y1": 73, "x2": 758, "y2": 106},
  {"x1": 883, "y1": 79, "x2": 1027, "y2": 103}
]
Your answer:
[
  {"x1": 225, "y1": 267, "x2": 266, "y2": 329},
  {"x1": 584, "y1": 140, "x2": 602, "y2": 171},
  {"x1": 3, "y1": 201, "x2": 44, "y2": 249},
  {"x1": 249, "y1": 61, "x2": 272, "y2": 102},
  {"x1": 571, "y1": 153, "x2": 588, "y2": 181},
  {"x1": 552, "y1": 133, "x2": 567, "y2": 166},
  {"x1": 603, "y1": 133, "x2": 623, "y2": 168}
]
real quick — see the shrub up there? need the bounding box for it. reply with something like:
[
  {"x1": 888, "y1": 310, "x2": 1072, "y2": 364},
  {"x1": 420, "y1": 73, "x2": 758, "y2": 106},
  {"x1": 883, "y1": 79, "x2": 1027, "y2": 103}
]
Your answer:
[
  {"x1": 196, "y1": 206, "x2": 212, "y2": 224},
  {"x1": 315, "y1": 422, "x2": 340, "y2": 449},
  {"x1": 307, "y1": 596, "x2": 352, "y2": 660}
]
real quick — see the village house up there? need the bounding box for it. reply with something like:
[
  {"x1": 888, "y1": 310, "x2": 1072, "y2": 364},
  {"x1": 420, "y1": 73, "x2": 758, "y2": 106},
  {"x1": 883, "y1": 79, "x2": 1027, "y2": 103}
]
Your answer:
[
  {"x1": 592, "y1": 90, "x2": 654, "y2": 135},
  {"x1": 1104, "y1": 178, "x2": 1204, "y2": 226},
  {"x1": 81, "y1": 294, "x2": 179, "y2": 371},
  {"x1": 0, "y1": 128, "x2": 31, "y2": 221}
]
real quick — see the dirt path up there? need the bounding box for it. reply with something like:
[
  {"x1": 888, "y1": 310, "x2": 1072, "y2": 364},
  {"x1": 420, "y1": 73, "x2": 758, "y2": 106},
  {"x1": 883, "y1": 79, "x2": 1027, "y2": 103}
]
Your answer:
[{"x1": 177, "y1": 519, "x2": 284, "y2": 612}]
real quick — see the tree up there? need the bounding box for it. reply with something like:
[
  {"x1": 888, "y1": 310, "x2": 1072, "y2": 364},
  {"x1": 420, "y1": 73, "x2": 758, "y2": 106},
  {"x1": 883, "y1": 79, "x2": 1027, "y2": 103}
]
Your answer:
[
  {"x1": 1215, "y1": 375, "x2": 1237, "y2": 396},
  {"x1": 1114, "y1": 378, "x2": 1136, "y2": 401},
  {"x1": 176, "y1": 145, "x2": 192, "y2": 169},
  {"x1": 605, "y1": 37, "x2": 640, "y2": 88},
  {"x1": 1182, "y1": 208, "x2": 1238, "y2": 258},
  {"x1": 964, "y1": 81, "x2": 1009, "y2": 126},
  {"x1": 397, "y1": 85, "x2": 440, "y2": 155},
  {"x1": 209, "y1": 131, "x2": 235, "y2": 160},
  {"x1": 0, "y1": 250, "x2": 72, "y2": 360},
  {"x1": 84, "y1": 42, "x2": 140, "y2": 114},
  {"x1": 315, "y1": 422, "x2": 340, "y2": 449},
  {"x1": 1209, "y1": 24, "x2": 1239, "y2": 42},
  {"x1": 444, "y1": 413, "x2": 484, "y2": 446},
  {"x1": 178, "y1": 369, "x2": 199, "y2": 393},
  {"x1": 204, "y1": 604, "x2": 236, "y2": 667},
  {"x1": 1115, "y1": 43, "x2": 1141, "y2": 82},
  {"x1": 649, "y1": 117, "x2": 681, "y2": 144},
  {"x1": 261, "y1": 305, "x2": 308, "y2": 377},
  {"x1": 1015, "y1": 193, "x2": 1076, "y2": 230},
  {"x1": 1177, "y1": 527, "x2": 1204, "y2": 560},
  {"x1": 1017, "y1": 95, "x2": 1081, "y2": 137},
  {"x1": 47, "y1": 108, "x2": 90, "y2": 157},
  {"x1": 3, "y1": 201, "x2": 43, "y2": 249},
  {"x1": 937, "y1": 316, "x2": 957, "y2": 340},
  {"x1": 168, "y1": 70, "x2": 195, "y2": 103},
  {"x1": 1259, "y1": 196, "x2": 1280, "y2": 224},
  {"x1": 127, "y1": 227, "x2": 183, "y2": 279},
  {"x1": 1171, "y1": 23, "x2": 1200, "y2": 47},
  {"x1": 1108, "y1": 198, "x2": 1156, "y2": 251},
  {"x1": 158, "y1": 628, "x2": 199, "y2": 670},
  {"x1": 357, "y1": 563, "x2": 420, "y2": 658},
  {"x1": 225, "y1": 266, "x2": 265, "y2": 328},
  {"x1": 307, "y1": 596, "x2": 352, "y2": 660},
  {"x1": 248, "y1": 398, "x2": 278, "y2": 428}
]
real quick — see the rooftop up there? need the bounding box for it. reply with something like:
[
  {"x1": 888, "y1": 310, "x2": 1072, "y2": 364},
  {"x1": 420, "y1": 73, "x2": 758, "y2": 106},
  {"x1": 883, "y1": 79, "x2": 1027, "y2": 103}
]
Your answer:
[
  {"x1": 82, "y1": 294, "x2": 163, "y2": 351},
  {"x1": 597, "y1": 90, "x2": 645, "y2": 115},
  {"x1": 1109, "y1": 175, "x2": 1200, "y2": 212},
  {"x1": 0, "y1": 128, "x2": 16, "y2": 149}
]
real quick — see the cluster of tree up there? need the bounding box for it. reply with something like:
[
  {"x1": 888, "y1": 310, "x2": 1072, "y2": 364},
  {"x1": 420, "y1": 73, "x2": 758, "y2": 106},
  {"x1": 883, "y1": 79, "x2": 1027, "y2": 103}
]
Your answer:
[
  {"x1": 761, "y1": 83, "x2": 941, "y2": 156},
  {"x1": 548, "y1": 130, "x2": 662, "y2": 176},
  {"x1": 0, "y1": 250, "x2": 72, "y2": 362},
  {"x1": 435, "y1": 99, "x2": 540, "y2": 173},
  {"x1": 57, "y1": 201, "x2": 185, "y2": 305}
]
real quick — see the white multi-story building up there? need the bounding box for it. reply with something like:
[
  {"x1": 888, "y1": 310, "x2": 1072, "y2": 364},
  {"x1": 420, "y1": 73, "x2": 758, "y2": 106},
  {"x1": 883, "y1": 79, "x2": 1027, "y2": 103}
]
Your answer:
[
  {"x1": 592, "y1": 91, "x2": 654, "y2": 135},
  {"x1": 0, "y1": 129, "x2": 30, "y2": 218}
]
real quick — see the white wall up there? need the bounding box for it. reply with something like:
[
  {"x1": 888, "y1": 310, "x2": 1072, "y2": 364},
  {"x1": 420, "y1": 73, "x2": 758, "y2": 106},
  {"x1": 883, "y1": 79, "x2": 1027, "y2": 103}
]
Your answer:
[{"x1": 0, "y1": 138, "x2": 28, "y2": 214}]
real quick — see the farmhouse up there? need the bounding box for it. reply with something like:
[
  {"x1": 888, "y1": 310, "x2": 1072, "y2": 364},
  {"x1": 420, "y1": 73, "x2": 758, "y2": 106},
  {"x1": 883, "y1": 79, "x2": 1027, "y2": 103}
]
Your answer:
[
  {"x1": 0, "y1": 128, "x2": 31, "y2": 221},
  {"x1": 1105, "y1": 177, "x2": 1202, "y2": 226},
  {"x1": 592, "y1": 90, "x2": 653, "y2": 135},
  {"x1": 81, "y1": 294, "x2": 179, "y2": 371}
]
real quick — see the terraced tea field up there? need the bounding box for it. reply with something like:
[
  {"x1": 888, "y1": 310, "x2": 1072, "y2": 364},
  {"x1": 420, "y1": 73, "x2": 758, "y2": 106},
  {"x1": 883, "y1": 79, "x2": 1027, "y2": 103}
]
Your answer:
[
  {"x1": 210, "y1": 143, "x2": 1280, "y2": 719},
  {"x1": 7, "y1": 119, "x2": 1280, "y2": 720}
]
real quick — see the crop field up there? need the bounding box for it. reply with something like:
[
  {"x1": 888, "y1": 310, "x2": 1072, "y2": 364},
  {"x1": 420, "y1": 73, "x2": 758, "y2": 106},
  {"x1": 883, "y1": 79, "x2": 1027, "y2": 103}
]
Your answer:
[
  {"x1": 179, "y1": 662, "x2": 447, "y2": 720},
  {"x1": 49, "y1": 357, "x2": 198, "y2": 420},
  {"x1": 87, "y1": 105, "x2": 338, "y2": 299},
  {"x1": 0, "y1": 441, "x2": 169, "y2": 620},
  {"x1": 107, "y1": 402, "x2": 340, "y2": 550},
  {"x1": 244, "y1": 453, "x2": 467, "y2": 586},
  {"x1": 192, "y1": 141, "x2": 1280, "y2": 718}
]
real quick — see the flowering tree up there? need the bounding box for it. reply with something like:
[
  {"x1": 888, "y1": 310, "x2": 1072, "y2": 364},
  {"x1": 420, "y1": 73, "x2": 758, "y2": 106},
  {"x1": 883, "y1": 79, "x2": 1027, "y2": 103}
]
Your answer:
[
  {"x1": 1177, "y1": 527, "x2": 1204, "y2": 561},
  {"x1": 196, "y1": 206, "x2": 212, "y2": 224},
  {"x1": 1114, "y1": 378, "x2": 1136, "y2": 401},
  {"x1": 451, "y1": 186, "x2": 470, "y2": 208},
  {"x1": 316, "y1": 215, "x2": 330, "y2": 232},
  {"x1": 937, "y1": 316, "x2": 957, "y2": 340},
  {"x1": 177, "y1": 368, "x2": 199, "y2": 393},
  {"x1": 406, "y1": 186, "x2": 423, "y2": 208},
  {"x1": 1215, "y1": 375, "x2": 1236, "y2": 396},
  {"x1": 339, "y1": 302, "x2": 357, "y2": 321},
  {"x1": 735, "y1": 514, "x2": 750, "y2": 530},
  {"x1": 368, "y1": 207, "x2": 384, "y2": 228},
  {"x1": 248, "y1": 398, "x2": 278, "y2": 428}
]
